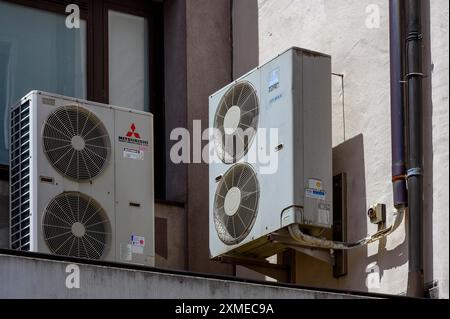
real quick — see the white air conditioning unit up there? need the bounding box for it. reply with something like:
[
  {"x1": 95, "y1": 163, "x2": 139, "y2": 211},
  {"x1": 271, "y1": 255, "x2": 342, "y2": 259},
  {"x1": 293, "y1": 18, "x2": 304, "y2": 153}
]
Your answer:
[
  {"x1": 209, "y1": 47, "x2": 332, "y2": 259},
  {"x1": 9, "y1": 91, "x2": 154, "y2": 266}
]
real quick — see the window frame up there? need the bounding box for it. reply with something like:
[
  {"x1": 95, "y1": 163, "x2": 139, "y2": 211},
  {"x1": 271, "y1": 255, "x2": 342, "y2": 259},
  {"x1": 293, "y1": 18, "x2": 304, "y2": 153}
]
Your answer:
[{"x1": 0, "y1": 0, "x2": 165, "y2": 198}]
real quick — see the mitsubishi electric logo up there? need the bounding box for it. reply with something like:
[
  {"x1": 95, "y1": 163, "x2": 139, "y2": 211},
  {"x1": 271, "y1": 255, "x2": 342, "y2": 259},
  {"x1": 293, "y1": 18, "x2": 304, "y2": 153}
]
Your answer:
[
  {"x1": 119, "y1": 123, "x2": 149, "y2": 146},
  {"x1": 126, "y1": 123, "x2": 141, "y2": 139}
]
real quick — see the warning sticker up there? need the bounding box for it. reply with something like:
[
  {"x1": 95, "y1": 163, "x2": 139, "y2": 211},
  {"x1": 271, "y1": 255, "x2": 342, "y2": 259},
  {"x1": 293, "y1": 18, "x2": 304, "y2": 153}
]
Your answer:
[
  {"x1": 305, "y1": 188, "x2": 326, "y2": 201},
  {"x1": 120, "y1": 244, "x2": 132, "y2": 261},
  {"x1": 131, "y1": 235, "x2": 145, "y2": 247},
  {"x1": 132, "y1": 245, "x2": 144, "y2": 254},
  {"x1": 318, "y1": 209, "x2": 330, "y2": 224},
  {"x1": 308, "y1": 178, "x2": 323, "y2": 191},
  {"x1": 123, "y1": 148, "x2": 144, "y2": 160}
]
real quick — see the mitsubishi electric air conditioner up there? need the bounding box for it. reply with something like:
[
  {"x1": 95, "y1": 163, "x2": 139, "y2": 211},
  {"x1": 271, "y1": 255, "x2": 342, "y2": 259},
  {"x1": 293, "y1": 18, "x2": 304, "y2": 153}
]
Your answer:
[
  {"x1": 209, "y1": 47, "x2": 332, "y2": 259},
  {"x1": 9, "y1": 91, "x2": 154, "y2": 266}
]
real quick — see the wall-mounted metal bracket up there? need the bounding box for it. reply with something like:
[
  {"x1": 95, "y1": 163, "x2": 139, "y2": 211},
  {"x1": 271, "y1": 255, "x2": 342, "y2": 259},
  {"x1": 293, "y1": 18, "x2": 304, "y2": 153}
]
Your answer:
[
  {"x1": 267, "y1": 233, "x2": 334, "y2": 265},
  {"x1": 287, "y1": 246, "x2": 334, "y2": 265},
  {"x1": 216, "y1": 255, "x2": 290, "y2": 282}
]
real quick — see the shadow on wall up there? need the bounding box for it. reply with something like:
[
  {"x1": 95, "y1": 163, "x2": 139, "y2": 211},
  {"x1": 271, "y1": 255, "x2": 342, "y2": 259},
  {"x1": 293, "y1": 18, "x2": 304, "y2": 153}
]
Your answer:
[
  {"x1": 294, "y1": 134, "x2": 410, "y2": 293},
  {"x1": 366, "y1": 223, "x2": 407, "y2": 286}
]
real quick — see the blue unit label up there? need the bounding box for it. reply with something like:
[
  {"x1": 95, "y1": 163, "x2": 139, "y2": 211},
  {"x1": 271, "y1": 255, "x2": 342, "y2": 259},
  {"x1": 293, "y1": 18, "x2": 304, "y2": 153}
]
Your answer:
[{"x1": 305, "y1": 188, "x2": 326, "y2": 201}]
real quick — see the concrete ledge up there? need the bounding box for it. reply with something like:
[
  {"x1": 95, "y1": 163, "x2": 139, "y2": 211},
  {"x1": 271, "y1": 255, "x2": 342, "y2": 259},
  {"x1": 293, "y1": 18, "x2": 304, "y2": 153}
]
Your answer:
[{"x1": 0, "y1": 253, "x2": 372, "y2": 299}]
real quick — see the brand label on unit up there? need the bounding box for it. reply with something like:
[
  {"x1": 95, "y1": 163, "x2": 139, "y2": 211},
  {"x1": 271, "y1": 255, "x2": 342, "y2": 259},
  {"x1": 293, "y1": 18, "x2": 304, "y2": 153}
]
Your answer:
[
  {"x1": 118, "y1": 123, "x2": 149, "y2": 147},
  {"x1": 268, "y1": 68, "x2": 280, "y2": 92},
  {"x1": 123, "y1": 148, "x2": 144, "y2": 160},
  {"x1": 305, "y1": 188, "x2": 326, "y2": 201},
  {"x1": 41, "y1": 97, "x2": 55, "y2": 106},
  {"x1": 269, "y1": 93, "x2": 283, "y2": 104}
]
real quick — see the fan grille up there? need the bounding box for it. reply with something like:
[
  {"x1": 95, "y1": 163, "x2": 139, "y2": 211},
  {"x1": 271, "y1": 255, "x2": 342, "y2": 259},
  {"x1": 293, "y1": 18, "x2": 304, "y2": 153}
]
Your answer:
[
  {"x1": 214, "y1": 82, "x2": 259, "y2": 163},
  {"x1": 214, "y1": 163, "x2": 259, "y2": 245},
  {"x1": 43, "y1": 105, "x2": 111, "y2": 181},
  {"x1": 42, "y1": 192, "x2": 111, "y2": 259}
]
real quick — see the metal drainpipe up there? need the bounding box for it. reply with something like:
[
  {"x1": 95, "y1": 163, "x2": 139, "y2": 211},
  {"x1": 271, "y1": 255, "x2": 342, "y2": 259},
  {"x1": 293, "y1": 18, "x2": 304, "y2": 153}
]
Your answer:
[
  {"x1": 389, "y1": 0, "x2": 408, "y2": 209},
  {"x1": 405, "y1": 0, "x2": 424, "y2": 297}
]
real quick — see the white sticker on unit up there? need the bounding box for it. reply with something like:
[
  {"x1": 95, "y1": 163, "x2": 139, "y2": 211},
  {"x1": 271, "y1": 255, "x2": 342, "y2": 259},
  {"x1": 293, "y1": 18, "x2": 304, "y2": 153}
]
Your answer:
[
  {"x1": 308, "y1": 178, "x2": 323, "y2": 191},
  {"x1": 123, "y1": 148, "x2": 144, "y2": 160},
  {"x1": 120, "y1": 244, "x2": 132, "y2": 261},
  {"x1": 132, "y1": 245, "x2": 144, "y2": 254},
  {"x1": 131, "y1": 235, "x2": 145, "y2": 247},
  {"x1": 318, "y1": 209, "x2": 330, "y2": 224},
  {"x1": 305, "y1": 188, "x2": 326, "y2": 201}
]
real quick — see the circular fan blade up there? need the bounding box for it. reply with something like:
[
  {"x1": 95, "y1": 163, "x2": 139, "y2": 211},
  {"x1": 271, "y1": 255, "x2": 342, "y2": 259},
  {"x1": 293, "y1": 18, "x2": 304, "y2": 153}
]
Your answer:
[
  {"x1": 42, "y1": 192, "x2": 111, "y2": 259},
  {"x1": 43, "y1": 105, "x2": 111, "y2": 181},
  {"x1": 214, "y1": 81, "x2": 259, "y2": 163},
  {"x1": 214, "y1": 163, "x2": 259, "y2": 245}
]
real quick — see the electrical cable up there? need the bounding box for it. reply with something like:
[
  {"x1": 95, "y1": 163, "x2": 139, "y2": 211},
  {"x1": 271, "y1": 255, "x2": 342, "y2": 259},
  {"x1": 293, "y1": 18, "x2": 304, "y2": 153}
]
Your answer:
[{"x1": 287, "y1": 208, "x2": 405, "y2": 250}]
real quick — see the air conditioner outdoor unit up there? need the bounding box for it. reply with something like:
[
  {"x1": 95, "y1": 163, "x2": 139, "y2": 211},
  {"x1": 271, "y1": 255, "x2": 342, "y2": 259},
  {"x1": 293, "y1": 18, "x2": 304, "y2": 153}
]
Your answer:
[
  {"x1": 9, "y1": 91, "x2": 154, "y2": 266},
  {"x1": 209, "y1": 47, "x2": 332, "y2": 259}
]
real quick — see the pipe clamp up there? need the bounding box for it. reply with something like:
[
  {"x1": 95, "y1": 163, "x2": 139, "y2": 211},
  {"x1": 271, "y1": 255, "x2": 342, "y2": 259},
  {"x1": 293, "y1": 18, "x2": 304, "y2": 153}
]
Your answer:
[{"x1": 407, "y1": 168, "x2": 423, "y2": 178}]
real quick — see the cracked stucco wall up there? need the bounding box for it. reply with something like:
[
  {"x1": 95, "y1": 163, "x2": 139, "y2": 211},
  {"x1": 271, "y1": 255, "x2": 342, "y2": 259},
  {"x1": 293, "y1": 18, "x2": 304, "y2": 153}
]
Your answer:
[{"x1": 258, "y1": 0, "x2": 448, "y2": 297}]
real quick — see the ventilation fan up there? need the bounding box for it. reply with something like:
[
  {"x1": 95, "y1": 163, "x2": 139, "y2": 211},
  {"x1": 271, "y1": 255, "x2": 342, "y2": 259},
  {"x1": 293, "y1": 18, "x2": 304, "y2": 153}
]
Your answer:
[
  {"x1": 213, "y1": 81, "x2": 259, "y2": 163},
  {"x1": 214, "y1": 163, "x2": 259, "y2": 245},
  {"x1": 42, "y1": 105, "x2": 111, "y2": 181},
  {"x1": 42, "y1": 192, "x2": 111, "y2": 259}
]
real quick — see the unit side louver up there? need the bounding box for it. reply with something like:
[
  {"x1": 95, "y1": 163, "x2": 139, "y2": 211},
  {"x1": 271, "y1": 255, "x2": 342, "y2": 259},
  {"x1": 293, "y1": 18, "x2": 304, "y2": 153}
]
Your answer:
[{"x1": 10, "y1": 101, "x2": 31, "y2": 250}]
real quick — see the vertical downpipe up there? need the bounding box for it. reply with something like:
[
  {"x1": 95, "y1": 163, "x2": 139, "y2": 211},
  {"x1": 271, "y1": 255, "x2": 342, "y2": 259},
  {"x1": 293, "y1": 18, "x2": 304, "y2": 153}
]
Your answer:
[
  {"x1": 389, "y1": 0, "x2": 408, "y2": 209},
  {"x1": 405, "y1": 0, "x2": 424, "y2": 297}
]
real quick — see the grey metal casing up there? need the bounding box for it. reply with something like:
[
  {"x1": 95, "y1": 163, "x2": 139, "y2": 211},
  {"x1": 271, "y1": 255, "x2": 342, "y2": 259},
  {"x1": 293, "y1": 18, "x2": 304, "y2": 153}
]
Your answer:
[
  {"x1": 209, "y1": 47, "x2": 332, "y2": 258},
  {"x1": 9, "y1": 91, "x2": 154, "y2": 266}
]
